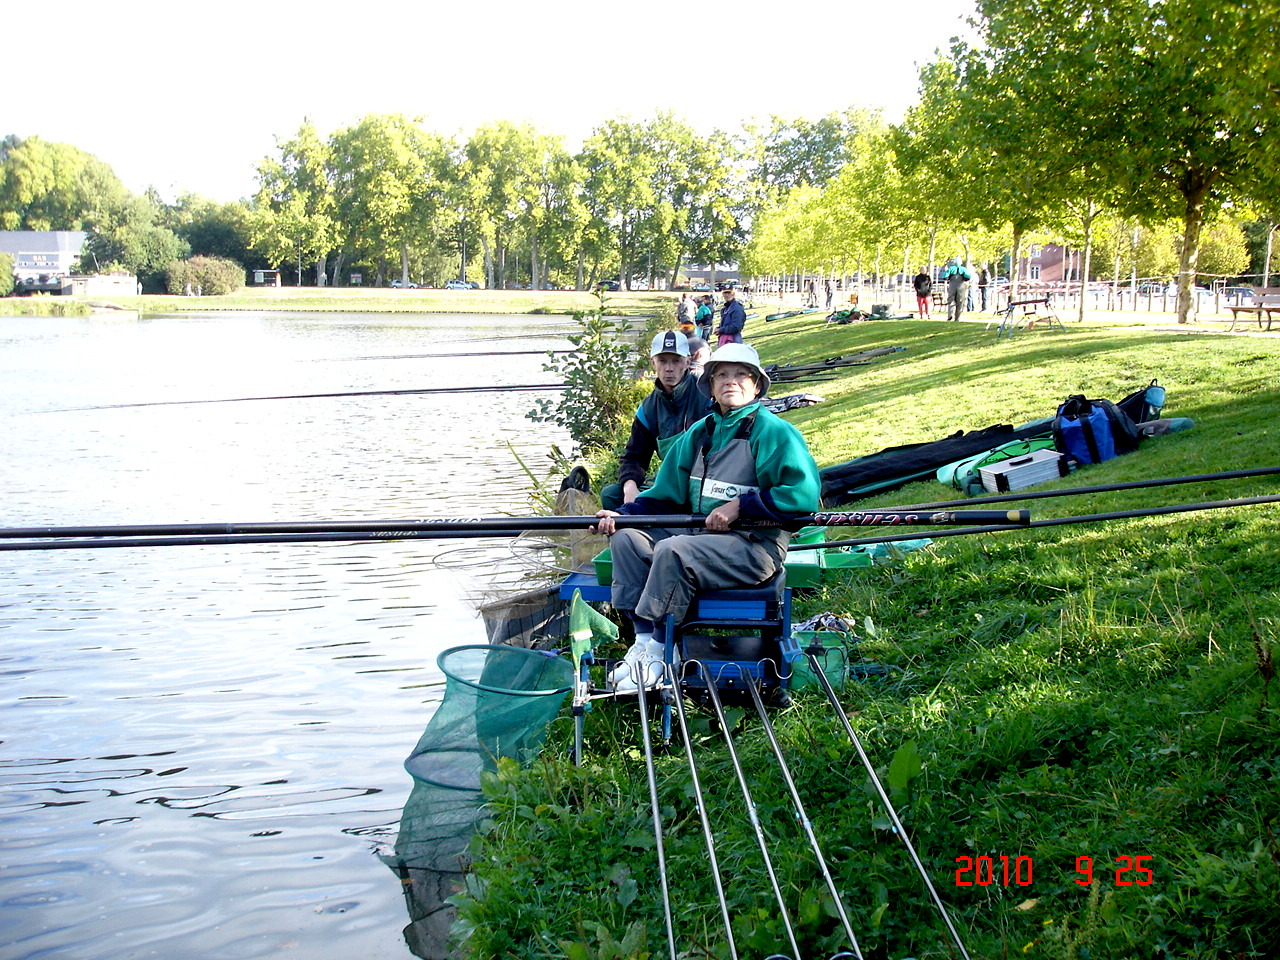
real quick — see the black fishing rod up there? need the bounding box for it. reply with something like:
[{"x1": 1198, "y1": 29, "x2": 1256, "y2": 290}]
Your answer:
[
  {"x1": 789, "y1": 493, "x2": 1280, "y2": 552},
  {"x1": 889, "y1": 465, "x2": 1280, "y2": 513},
  {"x1": 0, "y1": 510, "x2": 1030, "y2": 543},
  {"x1": 700, "y1": 670, "x2": 803, "y2": 960},
  {"x1": 324, "y1": 349, "x2": 574, "y2": 361},
  {"x1": 0, "y1": 529, "x2": 529, "y2": 552},
  {"x1": 767, "y1": 361, "x2": 873, "y2": 379},
  {"x1": 808, "y1": 657, "x2": 972, "y2": 960},
  {"x1": 59, "y1": 383, "x2": 567, "y2": 411},
  {"x1": 742, "y1": 673, "x2": 865, "y2": 960}
]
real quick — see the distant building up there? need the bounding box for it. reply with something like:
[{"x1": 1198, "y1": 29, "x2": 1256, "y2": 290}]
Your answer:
[{"x1": 0, "y1": 230, "x2": 88, "y2": 293}]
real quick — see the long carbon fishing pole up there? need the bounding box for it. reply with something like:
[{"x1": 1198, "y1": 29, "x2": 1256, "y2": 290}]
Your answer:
[
  {"x1": 790, "y1": 493, "x2": 1280, "y2": 552},
  {"x1": 888, "y1": 465, "x2": 1280, "y2": 513},
  {"x1": 742, "y1": 673, "x2": 864, "y2": 960},
  {"x1": 701, "y1": 670, "x2": 803, "y2": 960},
  {"x1": 635, "y1": 676, "x2": 679, "y2": 960},
  {"x1": 669, "y1": 667, "x2": 739, "y2": 960},
  {"x1": 59, "y1": 383, "x2": 567, "y2": 411},
  {"x1": 808, "y1": 657, "x2": 971, "y2": 960},
  {"x1": 0, "y1": 529, "x2": 529, "y2": 552},
  {"x1": 0, "y1": 510, "x2": 1029, "y2": 543},
  {"x1": 323, "y1": 349, "x2": 574, "y2": 361}
]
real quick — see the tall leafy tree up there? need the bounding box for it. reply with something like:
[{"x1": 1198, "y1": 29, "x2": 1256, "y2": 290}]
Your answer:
[
  {"x1": 251, "y1": 121, "x2": 335, "y2": 285},
  {"x1": 962, "y1": 0, "x2": 1280, "y2": 321},
  {"x1": 0, "y1": 135, "x2": 129, "y2": 232},
  {"x1": 329, "y1": 115, "x2": 450, "y2": 286},
  {"x1": 579, "y1": 118, "x2": 661, "y2": 290},
  {"x1": 465, "y1": 122, "x2": 548, "y2": 289}
]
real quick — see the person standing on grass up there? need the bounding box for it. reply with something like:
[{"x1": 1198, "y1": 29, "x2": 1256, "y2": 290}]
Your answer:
[
  {"x1": 943, "y1": 257, "x2": 971, "y2": 322},
  {"x1": 913, "y1": 268, "x2": 933, "y2": 317},
  {"x1": 716, "y1": 285, "x2": 746, "y2": 345},
  {"x1": 695, "y1": 295, "x2": 715, "y2": 340},
  {"x1": 978, "y1": 267, "x2": 990, "y2": 311}
]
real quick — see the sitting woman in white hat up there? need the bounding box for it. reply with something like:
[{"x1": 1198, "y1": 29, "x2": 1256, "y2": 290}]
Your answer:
[{"x1": 593, "y1": 342, "x2": 821, "y2": 692}]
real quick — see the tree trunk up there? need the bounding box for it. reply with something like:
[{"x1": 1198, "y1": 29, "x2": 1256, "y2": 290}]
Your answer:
[
  {"x1": 331, "y1": 250, "x2": 346, "y2": 288},
  {"x1": 1010, "y1": 226, "x2": 1024, "y2": 302},
  {"x1": 296, "y1": 242, "x2": 303, "y2": 287},
  {"x1": 314, "y1": 252, "x2": 327, "y2": 287},
  {"x1": 531, "y1": 231, "x2": 540, "y2": 290},
  {"x1": 376, "y1": 254, "x2": 388, "y2": 288},
  {"x1": 576, "y1": 248, "x2": 585, "y2": 291},
  {"x1": 1176, "y1": 173, "x2": 1214, "y2": 324},
  {"x1": 1078, "y1": 201, "x2": 1097, "y2": 323},
  {"x1": 400, "y1": 243, "x2": 411, "y2": 286},
  {"x1": 481, "y1": 235, "x2": 493, "y2": 288}
]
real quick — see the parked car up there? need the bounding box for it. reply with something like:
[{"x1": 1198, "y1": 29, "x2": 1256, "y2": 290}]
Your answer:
[
  {"x1": 1222, "y1": 285, "x2": 1256, "y2": 301},
  {"x1": 594, "y1": 279, "x2": 621, "y2": 291},
  {"x1": 692, "y1": 282, "x2": 711, "y2": 292},
  {"x1": 390, "y1": 280, "x2": 418, "y2": 289},
  {"x1": 444, "y1": 279, "x2": 471, "y2": 290}
]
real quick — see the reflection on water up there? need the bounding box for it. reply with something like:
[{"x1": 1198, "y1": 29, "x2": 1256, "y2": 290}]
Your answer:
[{"x1": 0, "y1": 310, "x2": 576, "y2": 960}]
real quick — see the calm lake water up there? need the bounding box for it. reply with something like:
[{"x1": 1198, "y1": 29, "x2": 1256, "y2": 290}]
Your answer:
[{"x1": 0, "y1": 310, "x2": 576, "y2": 960}]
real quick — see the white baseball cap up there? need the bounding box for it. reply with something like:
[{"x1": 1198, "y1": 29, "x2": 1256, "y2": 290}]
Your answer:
[{"x1": 650, "y1": 330, "x2": 690, "y2": 358}]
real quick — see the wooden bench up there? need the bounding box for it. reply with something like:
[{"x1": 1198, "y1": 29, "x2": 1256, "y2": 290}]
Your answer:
[
  {"x1": 1226, "y1": 291, "x2": 1280, "y2": 332},
  {"x1": 988, "y1": 297, "x2": 1065, "y2": 338}
]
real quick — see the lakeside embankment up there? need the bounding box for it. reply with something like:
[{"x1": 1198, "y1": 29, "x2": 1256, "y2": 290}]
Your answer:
[{"x1": 34, "y1": 286, "x2": 1268, "y2": 335}]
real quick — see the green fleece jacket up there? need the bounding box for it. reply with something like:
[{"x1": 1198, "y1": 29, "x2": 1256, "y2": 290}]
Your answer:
[{"x1": 618, "y1": 401, "x2": 820, "y2": 522}]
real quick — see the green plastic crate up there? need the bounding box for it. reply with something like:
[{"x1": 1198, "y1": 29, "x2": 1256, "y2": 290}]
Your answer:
[
  {"x1": 593, "y1": 548, "x2": 613, "y2": 585},
  {"x1": 820, "y1": 549, "x2": 875, "y2": 581}
]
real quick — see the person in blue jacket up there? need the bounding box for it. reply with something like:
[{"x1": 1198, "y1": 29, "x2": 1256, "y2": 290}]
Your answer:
[
  {"x1": 599, "y1": 330, "x2": 708, "y2": 511},
  {"x1": 593, "y1": 342, "x2": 820, "y2": 692},
  {"x1": 716, "y1": 286, "x2": 746, "y2": 345}
]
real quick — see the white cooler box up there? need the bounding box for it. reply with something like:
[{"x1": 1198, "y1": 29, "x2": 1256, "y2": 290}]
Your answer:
[{"x1": 980, "y1": 448, "x2": 1070, "y2": 493}]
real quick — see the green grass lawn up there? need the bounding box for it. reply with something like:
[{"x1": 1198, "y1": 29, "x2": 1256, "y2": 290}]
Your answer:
[{"x1": 458, "y1": 316, "x2": 1280, "y2": 960}]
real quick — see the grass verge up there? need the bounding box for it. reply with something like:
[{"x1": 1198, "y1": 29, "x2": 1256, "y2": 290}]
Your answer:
[{"x1": 458, "y1": 315, "x2": 1280, "y2": 959}]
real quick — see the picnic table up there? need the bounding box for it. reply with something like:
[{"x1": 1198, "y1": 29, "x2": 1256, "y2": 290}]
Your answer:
[{"x1": 987, "y1": 297, "x2": 1066, "y2": 338}]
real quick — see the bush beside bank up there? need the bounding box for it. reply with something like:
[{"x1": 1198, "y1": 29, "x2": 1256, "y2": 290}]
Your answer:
[{"x1": 460, "y1": 317, "x2": 1280, "y2": 959}]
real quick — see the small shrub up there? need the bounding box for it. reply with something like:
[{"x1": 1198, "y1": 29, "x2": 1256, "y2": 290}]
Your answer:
[
  {"x1": 165, "y1": 255, "x2": 245, "y2": 296},
  {"x1": 527, "y1": 293, "x2": 647, "y2": 454}
]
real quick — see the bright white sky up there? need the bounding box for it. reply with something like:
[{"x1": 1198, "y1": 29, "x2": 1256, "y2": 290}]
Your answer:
[{"x1": 13, "y1": 0, "x2": 976, "y2": 203}]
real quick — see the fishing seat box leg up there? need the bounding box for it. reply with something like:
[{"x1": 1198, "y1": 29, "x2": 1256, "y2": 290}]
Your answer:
[{"x1": 655, "y1": 571, "x2": 796, "y2": 739}]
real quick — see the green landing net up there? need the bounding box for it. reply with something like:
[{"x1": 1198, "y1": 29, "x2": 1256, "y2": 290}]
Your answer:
[{"x1": 391, "y1": 644, "x2": 574, "y2": 872}]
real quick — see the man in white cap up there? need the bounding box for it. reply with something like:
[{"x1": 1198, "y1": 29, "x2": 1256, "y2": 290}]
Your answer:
[
  {"x1": 600, "y1": 330, "x2": 709, "y2": 511},
  {"x1": 594, "y1": 342, "x2": 821, "y2": 692}
]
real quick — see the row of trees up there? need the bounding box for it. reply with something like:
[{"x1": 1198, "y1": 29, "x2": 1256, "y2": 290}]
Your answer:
[
  {"x1": 0, "y1": 135, "x2": 266, "y2": 291},
  {"x1": 6, "y1": 0, "x2": 1277, "y2": 315},
  {"x1": 248, "y1": 112, "x2": 840, "y2": 291},
  {"x1": 745, "y1": 0, "x2": 1280, "y2": 322},
  {"x1": 0, "y1": 113, "x2": 872, "y2": 293}
]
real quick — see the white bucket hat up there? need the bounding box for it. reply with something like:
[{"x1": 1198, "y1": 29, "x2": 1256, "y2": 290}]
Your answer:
[{"x1": 697, "y1": 342, "x2": 770, "y2": 398}]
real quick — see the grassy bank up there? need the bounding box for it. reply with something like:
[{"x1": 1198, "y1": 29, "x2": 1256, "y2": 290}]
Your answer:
[
  {"x1": 0, "y1": 296, "x2": 92, "y2": 317},
  {"x1": 66, "y1": 286, "x2": 674, "y2": 318},
  {"x1": 48, "y1": 284, "x2": 1263, "y2": 330},
  {"x1": 458, "y1": 317, "x2": 1280, "y2": 959}
]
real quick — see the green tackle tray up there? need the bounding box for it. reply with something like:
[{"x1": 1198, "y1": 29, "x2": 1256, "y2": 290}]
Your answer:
[{"x1": 591, "y1": 541, "x2": 852, "y2": 590}]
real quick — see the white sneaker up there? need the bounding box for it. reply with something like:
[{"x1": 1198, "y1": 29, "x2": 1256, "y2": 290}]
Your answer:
[
  {"x1": 612, "y1": 638, "x2": 678, "y2": 694},
  {"x1": 606, "y1": 639, "x2": 648, "y2": 686}
]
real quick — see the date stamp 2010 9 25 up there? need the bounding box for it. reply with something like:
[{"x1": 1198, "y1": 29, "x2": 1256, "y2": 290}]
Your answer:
[{"x1": 954, "y1": 855, "x2": 1155, "y2": 887}]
